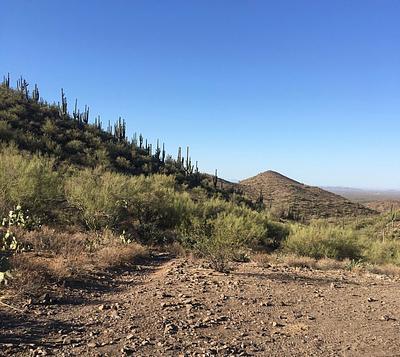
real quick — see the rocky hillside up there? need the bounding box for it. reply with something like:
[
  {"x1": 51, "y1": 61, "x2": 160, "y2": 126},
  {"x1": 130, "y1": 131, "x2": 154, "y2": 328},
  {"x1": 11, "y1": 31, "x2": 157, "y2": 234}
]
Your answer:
[
  {"x1": 363, "y1": 200, "x2": 400, "y2": 213},
  {"x1": 240, "y1": 171, "x2": 375, "y2": 220}
]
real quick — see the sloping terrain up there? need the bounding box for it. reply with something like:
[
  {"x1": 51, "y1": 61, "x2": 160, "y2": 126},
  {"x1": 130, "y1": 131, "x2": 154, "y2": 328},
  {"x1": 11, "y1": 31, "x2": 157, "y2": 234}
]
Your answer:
[
  {"x1": 363, "y1": 200, "x2": 400, "y2": 213},
  {"x1": 2, "y1": 256, "x2": 400, "y2": 356},
  {"x1": 240, "y1": 171, "x2": 375, "y2": 220}
]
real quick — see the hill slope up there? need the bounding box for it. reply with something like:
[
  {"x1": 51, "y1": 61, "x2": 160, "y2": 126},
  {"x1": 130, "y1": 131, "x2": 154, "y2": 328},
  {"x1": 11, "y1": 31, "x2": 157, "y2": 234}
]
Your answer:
[{"x1": 240, "y1": 171, "x2": 375, "y2": 219}]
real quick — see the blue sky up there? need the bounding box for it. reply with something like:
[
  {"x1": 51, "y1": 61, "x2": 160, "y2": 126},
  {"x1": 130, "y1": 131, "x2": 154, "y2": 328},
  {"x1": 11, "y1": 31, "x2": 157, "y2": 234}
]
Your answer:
[{"x1": 1, "y1": 1, "x2": 399, "y2": 189}]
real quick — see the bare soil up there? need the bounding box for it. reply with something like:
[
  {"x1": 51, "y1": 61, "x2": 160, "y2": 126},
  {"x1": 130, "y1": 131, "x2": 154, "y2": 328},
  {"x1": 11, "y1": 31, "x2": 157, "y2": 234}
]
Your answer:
[{"x1": 1, "y1": 254, "x2": 400, "y2": 356}]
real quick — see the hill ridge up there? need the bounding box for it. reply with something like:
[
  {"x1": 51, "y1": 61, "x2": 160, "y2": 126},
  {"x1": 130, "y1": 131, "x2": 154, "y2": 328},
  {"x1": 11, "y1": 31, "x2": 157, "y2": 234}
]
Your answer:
[{"x1": 239, "y1": 170, "x2": 376, "y2": 220}]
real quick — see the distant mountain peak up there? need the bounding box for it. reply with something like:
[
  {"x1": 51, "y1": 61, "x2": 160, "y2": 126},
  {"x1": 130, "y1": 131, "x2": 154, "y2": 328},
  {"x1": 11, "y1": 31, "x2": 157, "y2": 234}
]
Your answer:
[{"x1": 239, "y1": 170, "x2": 376, "y2": 220}]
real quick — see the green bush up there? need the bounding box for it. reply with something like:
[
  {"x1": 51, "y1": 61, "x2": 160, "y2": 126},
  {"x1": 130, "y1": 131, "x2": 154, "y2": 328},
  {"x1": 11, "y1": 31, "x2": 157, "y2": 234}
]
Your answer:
[
  {"x1": 363, "y1": 239, "x2": 400, "y2": 266},
  {"x1": 65, "y1": 169, "x2": 194, "y2": 241},
  {"x1": 65, "y1": 167, "x2": 130, "y2": 230},
  {"x1": 182, "y1": 207, "x2": 269, "y2": 271},
  {"x1": 0, "y1": 145, "x2": 63, "y2": 219},
  {"x1": 283, "y1": 223, "x2": 362, "y2": 260}
]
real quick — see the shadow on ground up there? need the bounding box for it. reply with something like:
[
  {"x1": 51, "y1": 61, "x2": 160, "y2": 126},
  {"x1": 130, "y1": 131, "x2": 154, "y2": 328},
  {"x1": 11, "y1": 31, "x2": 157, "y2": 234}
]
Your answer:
[
  {"x1": 232, "y1": 270, "x2": 359, "y2": 286},
  {"x1": 0, "y1": 310, "x2": 82, "y2": 347}
]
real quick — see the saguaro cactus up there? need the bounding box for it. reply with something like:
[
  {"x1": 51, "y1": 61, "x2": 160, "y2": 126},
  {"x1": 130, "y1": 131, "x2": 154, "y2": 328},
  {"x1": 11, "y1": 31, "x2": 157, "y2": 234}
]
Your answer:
[
  {"x1": 177, "y1": 147, "x2": 182, "y2": 167},
  {"x1": 32, "y1": 84, "x2": 40, "y2": 102},
  {"x1": 2, "y1": 73, "x2": 10, "y2": 88},
  {"x1": 17, "y1": 76, "x2": 29, "y2": 99},
  {"x1": 59, "y1": 88, "x2": 68, "y2": 118},
  {"x1": 213, "y1": 169, "x2": 218, "y2": 189},
  {"x1": 162, "y1": 143, "x2": 166, "y2": 163}
]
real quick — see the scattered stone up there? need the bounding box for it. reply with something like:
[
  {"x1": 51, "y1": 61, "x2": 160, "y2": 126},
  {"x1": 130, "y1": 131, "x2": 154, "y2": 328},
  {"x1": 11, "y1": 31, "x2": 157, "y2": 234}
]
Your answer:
[
  {"x1": 164, "y1": 323, "x2": 178, "y2": 335},
  {"x1": 126, "y1": 333, "x2": 135, "y2": 340},
  {"x1": 380, "y1": 315, "x2": 396, "y2": 321}
]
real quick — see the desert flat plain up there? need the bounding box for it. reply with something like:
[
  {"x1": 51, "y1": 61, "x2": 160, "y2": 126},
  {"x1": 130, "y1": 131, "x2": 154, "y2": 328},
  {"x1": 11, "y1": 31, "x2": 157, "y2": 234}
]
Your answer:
[{"x1": 2, "y1": 254, "x2": 400, "y2": 357}]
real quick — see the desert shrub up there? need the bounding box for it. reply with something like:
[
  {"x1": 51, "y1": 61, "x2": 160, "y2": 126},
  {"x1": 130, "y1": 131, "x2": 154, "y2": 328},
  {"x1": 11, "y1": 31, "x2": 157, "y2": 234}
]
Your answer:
[
  {"x1": 264, "y1": 220, "x2": 291, "y2": 250},
  {"x1": 283, "y1": 223, "x2": 362, "y2": 260},
  {"x1": 185, "y1": 210, "x2": 268, "y2": 271},
  {"x1": 65, "y1": 169, "x2": 195, "y2": 242},
  {"x1": 0, "y1": 145, "x2": 63, "y2": 219},
  {"x1": 125, "y1": 174, "x2": 194, "y2": 232},
  {"x1": 364, "y1": 239, "x2": 400, "y2": 266},
  {"x1": 65, "y1": 167, "x2": 130, "y2": 230}
]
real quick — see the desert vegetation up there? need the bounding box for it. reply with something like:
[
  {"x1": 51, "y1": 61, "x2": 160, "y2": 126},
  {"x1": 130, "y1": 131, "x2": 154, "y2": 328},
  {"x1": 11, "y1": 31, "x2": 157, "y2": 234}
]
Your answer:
[{"x1": 1, "y1": 75, "x2": 400, "y2": 302}]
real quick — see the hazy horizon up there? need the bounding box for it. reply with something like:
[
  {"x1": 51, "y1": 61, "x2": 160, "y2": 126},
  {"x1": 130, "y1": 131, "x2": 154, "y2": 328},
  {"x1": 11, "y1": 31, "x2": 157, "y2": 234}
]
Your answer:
[
  {"x1": 1, "y1": 1, "x2": 399, "y2": 190},
  {"x1": 225, "y1": 172, "x2": 400, "y2": 192}
]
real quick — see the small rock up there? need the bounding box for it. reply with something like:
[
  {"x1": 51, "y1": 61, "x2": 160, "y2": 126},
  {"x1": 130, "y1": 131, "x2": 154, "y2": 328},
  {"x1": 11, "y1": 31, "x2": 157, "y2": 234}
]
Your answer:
[
  {"x1": 164, "y1": 323, "x2": 178, "y2": 335},
  {"x1": 380, "y1": 315, "x2": 396, "y2": 321}
]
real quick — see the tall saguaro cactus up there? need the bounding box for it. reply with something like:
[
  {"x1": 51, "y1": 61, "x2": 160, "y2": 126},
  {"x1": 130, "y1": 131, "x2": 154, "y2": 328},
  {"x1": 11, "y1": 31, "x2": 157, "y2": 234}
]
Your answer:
[
  {"x1": 32, "y1": 84, "x2": 40, "y2": 102},
  {"x1": 2, "y1": 73, "x2": 10, "y2": 88},
  {"x1": 155, "y1": 139, "x2": 161, "y2": 160},
  {"x1": 94, "y1": 115, "x2": 102, "y2": 129},
  {"x1": 17, "y1": 76, "x2": 29, "y2": 99},
  {"x1": 177, "y1": 147, "x2": 182, "y2": 167},
  {"x1": 139, "y1": 134, "x2": 143, "y2": 148},
  {"x1": 82, "y1": 105, "x2": 89, "y2": 124},
  {"x1": 114, "y1": 117, "x2": 126, "y2": 142},
  {"x1": 73, "y1": 99, "x2": 79, "y2": 121},
  {"x1": 213, "y1": 169, "x2": 218, "y2": 189},
  {"x1": 162, "y1": 143, "x2": 166, "y2": 163},
  {"x1": 59, "y1": 88, "x2": 68, "y2": 118}
]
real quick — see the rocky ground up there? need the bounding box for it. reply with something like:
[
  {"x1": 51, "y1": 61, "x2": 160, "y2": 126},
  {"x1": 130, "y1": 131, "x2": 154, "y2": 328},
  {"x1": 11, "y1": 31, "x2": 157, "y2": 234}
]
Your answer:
[{"x1": 1, "y1": 254, "x2": 400, "y2": 356}]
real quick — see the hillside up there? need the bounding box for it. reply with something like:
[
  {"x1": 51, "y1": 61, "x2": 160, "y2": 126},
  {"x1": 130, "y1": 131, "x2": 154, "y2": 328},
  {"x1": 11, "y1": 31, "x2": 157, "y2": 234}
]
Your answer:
[
  {"x1": 240, "y1": 170, "x2": 375, "y2": 220},
  {"x1": 0, "y1": 76, "x2": 220, "y2": 191},
  {"x1": 363, "y1": 200, "x2": 400, "y2": 213}
]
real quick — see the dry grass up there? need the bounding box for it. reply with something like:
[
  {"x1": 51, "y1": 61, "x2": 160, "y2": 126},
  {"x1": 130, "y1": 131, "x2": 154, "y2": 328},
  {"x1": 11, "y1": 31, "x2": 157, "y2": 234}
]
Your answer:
[
  {"x1": 164, "y1": 241, "x2": 189, "y2": 257},
  {"x1": 253, "y1": 253, "x2": 348, "y2": 271},
  {"x1": 315, "y1": 258, "x2": 347, "y2": 271},
  {"x1": 254, "y1": 252, "x2": 400, "y2": 280},
  {"x1": 18, "y1": 226, "x2": 90, "y2": 256},
  {"x1": 252, "y1": 252, "x2": 280, "y2": 267},
  {"x1": 282, "y1": 255, "x2": 318, "y2": 269},
  {"x1": 365, "y1": 264, "x2": 400, "y2": 277},
  {"x1": 96, "y1": 243, "x2": 148, "y2": 270},
  {"x1": 8, "y1": 227, "x2": 148, "y2": 296}
]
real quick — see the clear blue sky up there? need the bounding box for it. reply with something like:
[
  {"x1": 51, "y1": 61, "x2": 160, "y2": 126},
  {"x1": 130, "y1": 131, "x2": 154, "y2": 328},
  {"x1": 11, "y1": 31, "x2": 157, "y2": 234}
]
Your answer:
[{"x1": 1, "y1": 1, "x2": 399, "y2": 189}]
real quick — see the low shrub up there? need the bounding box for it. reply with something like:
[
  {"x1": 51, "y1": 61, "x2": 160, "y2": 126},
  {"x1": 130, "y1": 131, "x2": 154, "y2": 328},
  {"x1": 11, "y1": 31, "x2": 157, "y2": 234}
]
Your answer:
[
  {"x1": 0, "y1": 145, "x2": 63, "y2": 220},
  {"x1": 364, "y1": 239, "x2": 400, "y2": 266},
  {"x1": 185, "y1": 210, "x2": 268, "y2": 272},
  {"x1": 283, "y1": 223, "x2": 362, "y2": 260}
]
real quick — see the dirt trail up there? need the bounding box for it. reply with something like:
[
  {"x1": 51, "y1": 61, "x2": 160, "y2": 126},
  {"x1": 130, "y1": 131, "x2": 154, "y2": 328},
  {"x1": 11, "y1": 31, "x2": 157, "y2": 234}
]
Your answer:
[{"x1": 1, "y1": 254, "x2": 400, "y2": 356}]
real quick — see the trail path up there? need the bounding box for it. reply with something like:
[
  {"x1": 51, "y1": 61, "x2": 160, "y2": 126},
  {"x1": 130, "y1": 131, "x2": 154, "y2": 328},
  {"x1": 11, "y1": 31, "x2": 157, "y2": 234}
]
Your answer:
[{"x1": 2, "y1": 254, "x2": 400, "y2": 356}]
